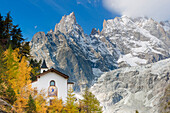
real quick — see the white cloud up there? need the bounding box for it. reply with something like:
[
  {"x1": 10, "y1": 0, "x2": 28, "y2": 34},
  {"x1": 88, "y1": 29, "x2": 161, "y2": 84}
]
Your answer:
[
  {"x1": 103, "y1": 0, "x2": 170, "y2": 21},
  {"x1": 34, "y1": 26, "x2": 37, "y2": 29}
]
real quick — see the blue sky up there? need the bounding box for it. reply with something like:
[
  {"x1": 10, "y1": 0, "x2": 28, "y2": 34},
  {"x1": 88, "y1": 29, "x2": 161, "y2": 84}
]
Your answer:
[
  {"x1": 1, "y1": 0, "x2": 169, "y2": 41},
  {"x1": 0, "y1": 0, "x2": 119, "y2": 41}
]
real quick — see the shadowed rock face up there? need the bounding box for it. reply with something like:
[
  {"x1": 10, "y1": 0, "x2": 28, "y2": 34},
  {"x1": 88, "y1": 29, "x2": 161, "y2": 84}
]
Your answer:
[
  {"x1": 30, "y1": 12, "x2": 170, "y2": 92},
  {"x1": 91, "y1": 58, "x2": 170, "y2": 113}
]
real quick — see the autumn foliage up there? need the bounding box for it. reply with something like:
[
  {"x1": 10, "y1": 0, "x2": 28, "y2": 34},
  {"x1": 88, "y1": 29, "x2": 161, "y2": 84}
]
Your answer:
[{"x1": 0, "y1": 12, "x2": 102, "y2": 113}]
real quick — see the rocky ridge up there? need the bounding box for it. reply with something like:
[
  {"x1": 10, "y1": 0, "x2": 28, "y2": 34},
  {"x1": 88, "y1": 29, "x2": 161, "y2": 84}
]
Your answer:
[
  {"x1": 100, "y1": 16, "x2": 170, "y2": 67},
  {"x1": 30, "y1": 12, "x2": 118, "y2": 91},
  {"x1": 30, "y1": 12, "x2": 170, "y2": 91}
]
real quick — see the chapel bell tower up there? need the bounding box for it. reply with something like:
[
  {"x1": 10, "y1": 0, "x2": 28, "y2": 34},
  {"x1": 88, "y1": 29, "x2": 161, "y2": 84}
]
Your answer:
[{"x1": 41, "y1": 60, "x2": 48, "y2": 73}]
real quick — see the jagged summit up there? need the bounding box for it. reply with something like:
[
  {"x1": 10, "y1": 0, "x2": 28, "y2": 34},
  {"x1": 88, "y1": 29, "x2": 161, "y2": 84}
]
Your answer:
[
  {"x1": 48, "y1": 29, "x2": 53, "y2": 33},
  {"x1": 90, "y1": 28, "x2": 99, "y2": 35},
  {"x1": 30, "y1": 13, "x2": 170, "y2": 92},
  {"x1": 59, "y1": 12, "x2": 76, "y2": 24},
  {"x1": 69, "y1": 12, "x2": 76, "y2": 20},
  {"x1": 54, "y1": 12, "x2": 80, "y2": 34},
  {"x1": 103, "y1": 19, "x2": 107, "y2": 29}
]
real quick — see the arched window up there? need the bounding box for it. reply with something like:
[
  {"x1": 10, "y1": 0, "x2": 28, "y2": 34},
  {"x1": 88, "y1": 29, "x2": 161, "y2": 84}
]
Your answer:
[
  {"x1": 48, "y1": 80, "x2": 57, "y2": 97},
  {"x1": 50, "y1": 80, "x2": 55, "y2": 86}
]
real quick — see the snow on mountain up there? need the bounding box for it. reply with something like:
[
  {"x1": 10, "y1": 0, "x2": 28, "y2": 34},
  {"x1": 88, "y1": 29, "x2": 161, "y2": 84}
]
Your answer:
[
  {"x1": 30, "y1": 12, "x2": 170, "y2": 91},
  {"x1": 91, "y1": 58, "x2": 170, "y2": 113},
  {"x1": 101, "y1": 16, "x2": 170, "y2": 67}
]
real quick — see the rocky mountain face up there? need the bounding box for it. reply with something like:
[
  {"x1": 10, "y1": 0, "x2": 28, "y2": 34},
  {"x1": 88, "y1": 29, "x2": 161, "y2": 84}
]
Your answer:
[
  {"x1": 91, "y1": 58, "x2": 170, "y2": 113},
  {"x1": 100, "y1": 16, "x2": 170, "y2": 67},
  {"x1": 30, "y1": 12, "x2": 170, "y2": 91},
  {"x1": 30, "y1": 12, "x2": 117, "y2": 91}
]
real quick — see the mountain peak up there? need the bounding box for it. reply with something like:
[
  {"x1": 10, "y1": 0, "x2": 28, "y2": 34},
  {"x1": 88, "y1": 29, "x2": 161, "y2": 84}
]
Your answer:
[
  {"x1": 70, "y1": 12, "x2": 75, "y2": 17},
  {"x1": 103, "y1": 19, "x2": 107, "y2": 28},
  {"x1": 54, "y1": 12, "x2": 78, "y2": 33},
  {"x1": 59, "y1": 12, "x2": 76, "y2": 24},
  {"x1": 90, "y1": 28, "x2": 100, "y2": 35}
]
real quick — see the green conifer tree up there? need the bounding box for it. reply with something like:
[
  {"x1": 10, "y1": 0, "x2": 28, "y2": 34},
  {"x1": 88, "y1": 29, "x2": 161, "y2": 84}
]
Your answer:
[
  {"x1": 29, "y1": 59, "x2": 41, "y2": 81},
  {"x1": 0, "y1": 14, "x2": 4, "y2": 40},
  {"x1": 81, "y1": 87, "x2": 102, "y2": 113},
  {"x1": 3, "y1": 12, "x2": 13, "y2": 48},
  {"x1": 5, "y1": 85, "x2": 16, "y2": 105},
  {"x1": 0, "y1": 14, "x2": 6, "y2": 49},
  {"x1": 0, "y1": 12, "x2": 26, "y2": 52},
  {"x1": 10, "y1": 25, "x2": 24, "y2": 49},
  {"x1": 27, "y1": 94, "x2": 36, "y2": 113}
]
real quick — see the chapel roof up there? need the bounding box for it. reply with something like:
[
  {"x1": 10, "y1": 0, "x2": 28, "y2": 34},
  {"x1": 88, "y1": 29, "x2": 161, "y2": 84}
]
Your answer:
[{"x1": 37, "y1": 68, "x2": 69, "y2": 79}]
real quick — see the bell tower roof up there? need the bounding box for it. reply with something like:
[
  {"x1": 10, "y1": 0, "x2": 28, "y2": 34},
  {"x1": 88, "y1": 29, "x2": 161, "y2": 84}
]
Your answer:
[{"x1": 41, "y1": 60, "x2": 48, "y2": 68}]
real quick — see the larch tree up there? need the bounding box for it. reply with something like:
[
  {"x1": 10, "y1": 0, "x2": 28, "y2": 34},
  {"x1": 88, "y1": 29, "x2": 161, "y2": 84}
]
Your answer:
[
  {"x1": 81, "y1": 87, "x2": 102, "y2": 113},
  {"x1": 34, "y1": 90, "x2": 48, "y2": 113},
  {"x1": 65, "y1": 88, "x2": 79, "y2": 113},
  {"x1": 3, "y1": 45, "x2": 19, "y2": 83},
  {"x1": 0, "y1": 45, "x2": 16, "y2": 112},
  {"x1": 0, "y1": 12, "x2": 49, "y2": 112},
  {"x1": 13, "y1": 55, "x2": 32, "y2": 112},
  {"x1": 0, "y1": 12, "x2": 41, "y2": 82},
  {"x1": 48, "y1": 97, "x2": 64, "y2": 113},
  {"x1": 3, "y1": 46, "x2": 32, "y2": 112}
]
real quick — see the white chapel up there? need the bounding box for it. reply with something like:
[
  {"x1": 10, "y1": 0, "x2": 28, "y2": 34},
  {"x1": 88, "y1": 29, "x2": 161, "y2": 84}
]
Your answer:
[{"x1": 31, "y1": 60, "x2": 74, "y2": 103}]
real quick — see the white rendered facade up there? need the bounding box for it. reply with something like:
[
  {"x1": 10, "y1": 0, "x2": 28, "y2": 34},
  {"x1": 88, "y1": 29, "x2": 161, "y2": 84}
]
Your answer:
[
  {"x1": 32, "y1": 60, "x2": 73, "y2": 104},
  {"x1": 31, "y1": 68, "x2": 73, "y2": 104}
]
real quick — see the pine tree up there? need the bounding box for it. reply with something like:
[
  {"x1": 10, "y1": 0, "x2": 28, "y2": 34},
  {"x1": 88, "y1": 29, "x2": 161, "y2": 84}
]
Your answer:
[
  {"x1": 0, "y1": 14, "x2": 5, "y2": 44},
  {"x1": 3, "y1": 12, "x2": 12, "y2": 48},
  {"x1": 81, "y1": 87, "x2": 102, "y2": 113},
  {"x1": 27, "y1": 94, "x2": 36, "y2": 113},
  {"x1": 20, "y1": 41, "x2": 30, "y2": 58},
  {"x1": 65, "y1": 88, "x2": 79, "y2": 113},
  {"x1": 0, "y1": 12, "x2": 27, "y2": 54},
  {"x1": 10, "y1": 24, "x2": 24, "y2": 49},
  {"x1": 29, "y1": 59, "x2": 41, "y2": 81}
]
